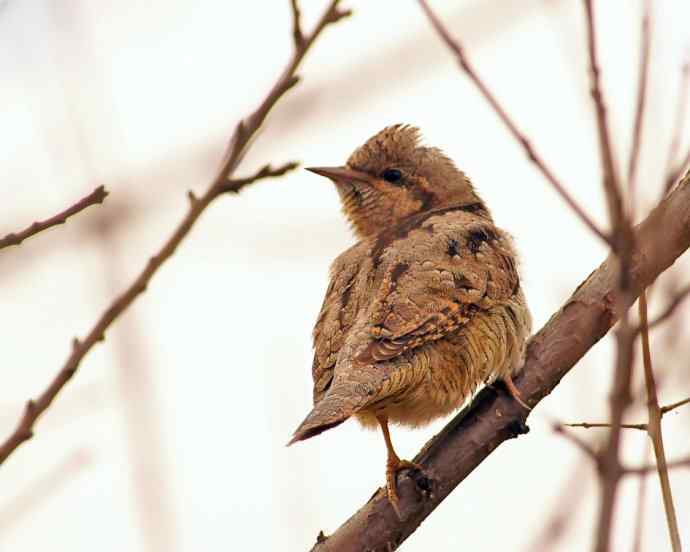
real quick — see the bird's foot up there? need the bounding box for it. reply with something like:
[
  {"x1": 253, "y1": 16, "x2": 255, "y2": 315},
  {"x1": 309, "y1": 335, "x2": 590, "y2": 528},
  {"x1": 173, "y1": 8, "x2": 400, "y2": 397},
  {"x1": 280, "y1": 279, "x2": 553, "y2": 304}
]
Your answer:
[
  {"x1": 386, "y1": 458, "x2": 424, "y2": 519},
  {"x1": 503, "y1": 374, "x2": 531, "y2": 411}
]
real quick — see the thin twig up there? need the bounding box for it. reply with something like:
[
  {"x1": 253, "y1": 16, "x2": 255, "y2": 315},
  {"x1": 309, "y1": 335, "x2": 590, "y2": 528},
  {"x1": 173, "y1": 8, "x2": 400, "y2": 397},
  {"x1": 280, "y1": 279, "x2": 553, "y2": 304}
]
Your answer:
[
  {"x1": 638, "y1": 290, "x2": 682, "y2": 551},
  {"x1": 584, "y1": 0, "x2": 626, "y2": 234},
  {"x1": 219, "y1": 161, "x2": 299, "y2": 194},
  {"x1": 660, "y1": 397, "x2": 690, "y2": 415},
  {"x1": 290, "y1": 0, "x2": 305, "y2": 48},
  {"x1": 631, "y1": 442, "x2": 650, "y2": 552},
  {"x1": 416, "y1": 0, "x2": 609, "y2": 244},
  {"x1": 564, "y1": 422, "x2": 647, "y2": 431},
  {"x1": 582, "y1": 3, "x2": 638, "y2": 550},
  {"x1": 553, "y1": 425, "x2": 600, "y2": 463},
  {"x1": 0, "y1": 0, "x2": 350, "y2": 466},
  {"x1": 563, "y1": 394, "x2": 690, "y2": 430},
  {"x1": 0, "y1": 186, "x2": 108, "y2": 251},
  {"x1": 627, "y1": 0, "x2": 651, "y2": 215}
]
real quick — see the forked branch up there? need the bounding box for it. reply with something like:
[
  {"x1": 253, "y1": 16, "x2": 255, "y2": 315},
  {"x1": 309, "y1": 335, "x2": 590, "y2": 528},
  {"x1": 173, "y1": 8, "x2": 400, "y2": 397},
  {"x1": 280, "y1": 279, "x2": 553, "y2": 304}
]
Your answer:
[{"x1": 0, "y1": 0, "x2": 350, "y2": 466}]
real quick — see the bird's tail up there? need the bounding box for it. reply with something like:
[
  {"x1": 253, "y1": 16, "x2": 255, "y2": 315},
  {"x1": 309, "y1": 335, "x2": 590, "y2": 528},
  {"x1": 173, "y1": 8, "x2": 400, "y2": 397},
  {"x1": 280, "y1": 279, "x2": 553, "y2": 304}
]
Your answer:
[{"x1": 287, "y1": 377, "x2": 377, "y2": 446}]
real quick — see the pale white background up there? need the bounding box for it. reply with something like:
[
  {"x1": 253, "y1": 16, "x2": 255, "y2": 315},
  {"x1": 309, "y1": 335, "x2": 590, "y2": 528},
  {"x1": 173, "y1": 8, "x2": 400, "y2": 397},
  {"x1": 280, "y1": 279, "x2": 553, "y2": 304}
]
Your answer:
[{"x1": 1, "y1": 1, "x2": 689, "y2": 551}]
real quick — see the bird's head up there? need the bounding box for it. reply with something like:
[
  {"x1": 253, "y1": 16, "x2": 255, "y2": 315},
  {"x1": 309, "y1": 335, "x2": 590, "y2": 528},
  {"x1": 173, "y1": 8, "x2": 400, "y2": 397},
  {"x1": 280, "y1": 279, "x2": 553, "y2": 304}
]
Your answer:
[{"x1": 307, "y1": 124, "x2": 488, "y2": 238}]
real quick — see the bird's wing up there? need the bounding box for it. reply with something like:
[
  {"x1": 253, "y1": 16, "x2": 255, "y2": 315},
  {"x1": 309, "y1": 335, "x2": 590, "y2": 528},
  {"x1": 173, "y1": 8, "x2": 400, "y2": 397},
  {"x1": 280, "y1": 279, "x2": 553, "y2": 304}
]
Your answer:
[
  {"x1": 358, "y1": 217, "x2": 520, "y2": 363},
  {"x1": 311, "y1": 242, "x2": 368, "y2": 404}
]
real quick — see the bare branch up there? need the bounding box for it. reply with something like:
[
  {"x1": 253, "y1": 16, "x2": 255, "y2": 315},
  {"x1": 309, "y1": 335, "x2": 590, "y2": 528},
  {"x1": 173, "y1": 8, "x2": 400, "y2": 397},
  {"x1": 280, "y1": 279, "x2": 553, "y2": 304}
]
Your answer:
[
  {"x1": 582, "y1": 3, "x2": 637, "y2": 548},
  {"x1": 0, "y1": 0, "x2": 350, "y2": 467},
  {"x1": 627, "y1": 0, "x2": 651, "y2": 212},
  {"x1": 309, "y1": 170, "x2": 690, "y2": 552},
  {"x1": 664, "y1": 60, "x2": 690, "y2": 194},
  {"x1": 638, "y1": 290, "x2": 682, "y2": 551},
  {"x1": 631, "y1": 443, "x2": 650, "y2": 552},
  {"x1": 564, "y1": 422, "x2": 647, "y2": 431},
  {"x1": 660, "y1": 397, "x2": 690, "y2": 415},
  {"x1": 0, "y1": 186, "x2": 108, "y2": 251},
  {"x1": 290, "y1": 0, "x2": 305, "y2": 48},
  {"x1": 416, "y1": 0, "x2": 609, "y2": 244},
  {"x1": 583, "y1": 0, "x2": 626, "y2": 235},
  {"x1": 219, "y1": 161, "x2": 299, "y2": 194}
]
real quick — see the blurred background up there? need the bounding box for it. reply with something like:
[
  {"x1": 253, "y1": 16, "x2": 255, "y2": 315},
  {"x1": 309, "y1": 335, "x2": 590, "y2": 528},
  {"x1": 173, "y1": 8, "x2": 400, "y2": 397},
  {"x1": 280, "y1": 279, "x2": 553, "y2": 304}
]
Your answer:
[{"x1": 1, "y1": 0, "x2": 689, "y2": 550}]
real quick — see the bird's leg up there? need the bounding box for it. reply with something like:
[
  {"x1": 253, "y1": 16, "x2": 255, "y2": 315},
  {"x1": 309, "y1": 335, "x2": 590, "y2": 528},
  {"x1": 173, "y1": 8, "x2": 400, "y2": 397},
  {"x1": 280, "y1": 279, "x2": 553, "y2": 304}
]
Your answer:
[
  {"x1": 377, "y1": 415, "x2": 423, "y2": 518},
  {"x1": 503, "y1": 373, "x2": 531, "y2": 411}
]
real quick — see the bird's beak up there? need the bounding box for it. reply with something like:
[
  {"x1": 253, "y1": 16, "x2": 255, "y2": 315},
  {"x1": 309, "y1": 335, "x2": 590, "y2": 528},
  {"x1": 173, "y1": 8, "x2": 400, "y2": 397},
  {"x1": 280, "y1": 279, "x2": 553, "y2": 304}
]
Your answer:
[{"x1": 306, "y1": 166, "x2": 373, "y2": 184}]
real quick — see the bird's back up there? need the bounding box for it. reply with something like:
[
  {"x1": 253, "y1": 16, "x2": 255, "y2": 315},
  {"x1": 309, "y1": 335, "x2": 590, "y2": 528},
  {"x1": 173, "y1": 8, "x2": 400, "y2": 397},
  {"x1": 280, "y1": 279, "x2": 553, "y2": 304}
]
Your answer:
[{"x1": 309, "y1": 203, "x2": 530, "y2": 424}]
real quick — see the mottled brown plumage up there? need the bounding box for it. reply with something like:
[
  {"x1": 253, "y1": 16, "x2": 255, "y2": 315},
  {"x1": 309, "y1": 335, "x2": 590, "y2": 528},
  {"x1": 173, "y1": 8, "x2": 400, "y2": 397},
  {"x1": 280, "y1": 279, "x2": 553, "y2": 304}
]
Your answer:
[{"x1": 289, "y1": 125, "x2": 532, "y2": 516}]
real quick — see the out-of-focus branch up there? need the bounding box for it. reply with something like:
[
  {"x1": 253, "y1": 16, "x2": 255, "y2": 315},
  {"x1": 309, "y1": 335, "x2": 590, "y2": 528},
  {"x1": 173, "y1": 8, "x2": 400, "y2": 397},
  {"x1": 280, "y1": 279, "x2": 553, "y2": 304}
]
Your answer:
[
  {"x1": 644, "y1": 283, "x2": 690, "y2": 330},
  {"x1": 309, "y1": 170, "x2": 690, "y2": 552},
  {"x1": 553, "y1": 425, "x2": 599, "y2": 461},
  {"x1": 416, "y1": 0, "x2": 609, "y2": 244},
  {"x1": 666, "y1": 148, "x2": 690, "y2": 195},
  {"x1": 627, "y1": 456, "x2": 690, "y2": 475},
  {"x1": 627, "y1": 0, "x2": 650, "y2": 212},
  {"x1": 0, "y1": 0, "x2": 351, "y2": 467},
  {"x1": 664, "y1": 60, "x2": 690, "y2": 194},
  {"x1": 0, "y1": 186, "x2": 108, "y2": 251},
  {"x1": 582, "y1": 2, "x2": 637, "y2": 549},
  {"x1": 557, "y1": 426, "x2": 690, "y2": 478},
  {"x1": 583, "y1": 0, "x2": 626, "y2": 234}
]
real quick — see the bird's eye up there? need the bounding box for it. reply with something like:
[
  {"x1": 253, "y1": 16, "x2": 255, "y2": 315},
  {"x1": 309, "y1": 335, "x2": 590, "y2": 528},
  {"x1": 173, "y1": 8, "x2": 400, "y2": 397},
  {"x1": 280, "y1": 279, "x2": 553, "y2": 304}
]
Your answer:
[{"x1": 382, "y1": 169, "x2": 402, "y2": 184}]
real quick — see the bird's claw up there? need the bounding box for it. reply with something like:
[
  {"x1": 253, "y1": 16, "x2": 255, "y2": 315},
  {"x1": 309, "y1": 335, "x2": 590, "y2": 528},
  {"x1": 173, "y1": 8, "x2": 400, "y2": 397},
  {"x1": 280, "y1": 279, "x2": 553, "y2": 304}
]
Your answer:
[
  {"x1": 503, "y1": 374, "x2": 531, "y2": 411},
  {"x1": 386, "y1": 458, "x2": 424, "y2": 518}
]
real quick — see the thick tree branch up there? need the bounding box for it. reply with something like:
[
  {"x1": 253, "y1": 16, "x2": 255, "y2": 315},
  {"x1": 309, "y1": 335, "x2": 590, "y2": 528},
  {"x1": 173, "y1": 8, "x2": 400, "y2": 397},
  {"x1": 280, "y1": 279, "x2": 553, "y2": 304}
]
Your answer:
[
  {"x1": 416, "y1": 0, "x2": 609, "y2": 244},
  {"x1": 0, "y1": 0, "x2": 350, "y2": 466},
  {"x1": 0, "y1": 186, "x2": 108, "y2": 251},
  {"x1": 310, "y1": 170, "x2": 690, "y2": 552}
]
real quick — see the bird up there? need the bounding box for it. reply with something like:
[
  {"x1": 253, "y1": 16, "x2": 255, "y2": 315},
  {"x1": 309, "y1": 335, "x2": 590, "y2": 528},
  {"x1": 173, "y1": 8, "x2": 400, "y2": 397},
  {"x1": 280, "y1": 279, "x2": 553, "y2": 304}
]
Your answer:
[{"x1": 288, "y1": 124, "x2": 532, "y2": 517}]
